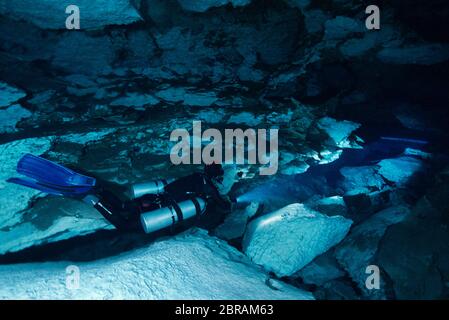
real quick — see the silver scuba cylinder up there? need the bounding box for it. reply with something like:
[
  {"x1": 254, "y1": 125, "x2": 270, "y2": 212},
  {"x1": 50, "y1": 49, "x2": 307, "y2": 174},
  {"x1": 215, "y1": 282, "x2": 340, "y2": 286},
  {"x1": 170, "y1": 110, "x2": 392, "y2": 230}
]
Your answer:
[
  {"x1": 129, "y1": 179, "x2": 175, "y2": 199},
  {"x1": 140, "y1": 197, "x2": 206, "y2": 234}
]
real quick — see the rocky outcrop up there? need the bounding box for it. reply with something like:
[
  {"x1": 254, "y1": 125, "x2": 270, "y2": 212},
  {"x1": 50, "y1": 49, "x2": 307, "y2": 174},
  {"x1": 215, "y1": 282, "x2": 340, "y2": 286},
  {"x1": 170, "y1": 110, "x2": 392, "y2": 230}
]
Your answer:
[
  {"x1": 316, "y1": 117, "x2": 362, "y2": 149},
  {"x1": 0, "y1": 0, "x2": 142, "y2": 29},
  {"x1": 339, "y1": 165, "x2": 385, "y2": 193},
  {"x1": 295, "y1": 251, "x2": 345, "y2": 286},
  {"x1": 377, "y1": 168, "x2": 449, "y2": 299},
  {"x1": 0, "y1": 229, "x2": 313, "y2": 300},
  {"x1": 0, "y1": 137, "x2": 53, "y2": 231},
  {"x1": 214, "y1": 202, "x2": 259, "y2": 240},
  {"x1": 335, "y1": 206, "x2": 411, "y2": 299}
]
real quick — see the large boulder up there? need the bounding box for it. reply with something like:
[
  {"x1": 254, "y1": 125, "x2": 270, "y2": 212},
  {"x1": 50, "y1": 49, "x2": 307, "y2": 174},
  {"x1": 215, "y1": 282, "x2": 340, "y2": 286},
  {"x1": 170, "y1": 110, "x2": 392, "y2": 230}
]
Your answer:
[
  {"x1": 0, "y1": 229, "x2": 313, "y2": 300},
  {"x1": 377, "y1": 156, "x2": 426, "y2": 187},
  {"x1": 316, "y1": 117, "x2": 362, "y2": 149},
  {"x1": 339, "y1": 165, "x2": 386, "y2": 193},
  {"x1": 0, "y1": 0, "x2": 142, "y2": 29},
  {"x1": 243, "y1": 204, "x2": 352, "y2": 277},
  {"x1": 335, "y1": 206, "x2": 411, "y2": 299}
]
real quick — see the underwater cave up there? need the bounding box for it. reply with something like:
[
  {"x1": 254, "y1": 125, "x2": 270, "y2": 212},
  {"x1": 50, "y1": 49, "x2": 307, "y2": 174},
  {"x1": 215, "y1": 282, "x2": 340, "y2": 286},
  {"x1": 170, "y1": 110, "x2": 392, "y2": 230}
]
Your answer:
[{"x1": 0, "y1": 0, "x2": 449, "y2": 301}]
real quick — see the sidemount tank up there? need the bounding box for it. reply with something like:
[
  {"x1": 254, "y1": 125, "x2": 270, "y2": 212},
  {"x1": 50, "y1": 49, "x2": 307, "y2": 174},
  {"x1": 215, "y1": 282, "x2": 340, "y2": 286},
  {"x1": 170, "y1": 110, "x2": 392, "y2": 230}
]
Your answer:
[
  {"x1": 140, "y1": 197, "x2": 206, "y2": 234},
  {"x1": 129, "y1": 179, "x2": 175, "y2": 199}
]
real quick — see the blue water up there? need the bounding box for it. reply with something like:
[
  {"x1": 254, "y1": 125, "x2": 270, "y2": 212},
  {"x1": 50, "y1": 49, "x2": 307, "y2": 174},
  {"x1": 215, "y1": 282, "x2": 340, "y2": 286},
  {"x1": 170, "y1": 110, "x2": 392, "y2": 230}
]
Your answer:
[{"x1": 236, "y1": 135, "x2": 433, "y2": 208}]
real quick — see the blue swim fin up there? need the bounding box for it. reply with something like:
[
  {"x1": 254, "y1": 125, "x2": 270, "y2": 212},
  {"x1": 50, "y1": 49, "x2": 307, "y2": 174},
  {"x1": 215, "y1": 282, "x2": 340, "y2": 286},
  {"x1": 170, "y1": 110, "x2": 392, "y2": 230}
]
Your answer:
[{"x1": 7, "y1": 154, "x2": 96, "y2": 196}]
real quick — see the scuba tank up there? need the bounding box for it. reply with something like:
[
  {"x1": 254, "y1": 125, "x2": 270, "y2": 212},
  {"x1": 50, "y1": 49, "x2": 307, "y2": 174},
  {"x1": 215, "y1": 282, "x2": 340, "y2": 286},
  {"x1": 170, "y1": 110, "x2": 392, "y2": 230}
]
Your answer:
[
  {"x1": 140, "y1": 197, "x2": 206, "y2": 234},
  {"x1": 128, "y1": 179, "x2": 175, "y2": 199}
]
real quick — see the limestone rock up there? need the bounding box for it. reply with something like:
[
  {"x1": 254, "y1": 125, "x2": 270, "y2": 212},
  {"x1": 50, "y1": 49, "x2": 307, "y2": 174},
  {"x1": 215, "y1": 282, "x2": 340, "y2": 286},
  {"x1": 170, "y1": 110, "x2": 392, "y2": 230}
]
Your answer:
[
  {"x1": 243, "y1": 204, "x2": 352, "y2": 277},
  {"x1": 0, "y1": 229, "x2": 313, "y2": 300}
]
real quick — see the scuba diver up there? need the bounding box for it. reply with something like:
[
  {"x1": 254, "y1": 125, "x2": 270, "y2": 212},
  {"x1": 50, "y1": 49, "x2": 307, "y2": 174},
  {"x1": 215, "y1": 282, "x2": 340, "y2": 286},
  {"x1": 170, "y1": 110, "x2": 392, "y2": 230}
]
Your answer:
[{"x1": 7, "y1": 154, "x2": 233, "y2": 235}]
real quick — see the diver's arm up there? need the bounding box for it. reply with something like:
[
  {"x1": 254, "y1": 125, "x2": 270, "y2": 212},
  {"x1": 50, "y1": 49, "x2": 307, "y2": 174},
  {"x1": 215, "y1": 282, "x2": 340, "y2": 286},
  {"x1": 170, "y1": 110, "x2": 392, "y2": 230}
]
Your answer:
[{"x1": 83, "y1": 189, "x2": 142, "y2": 232}]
